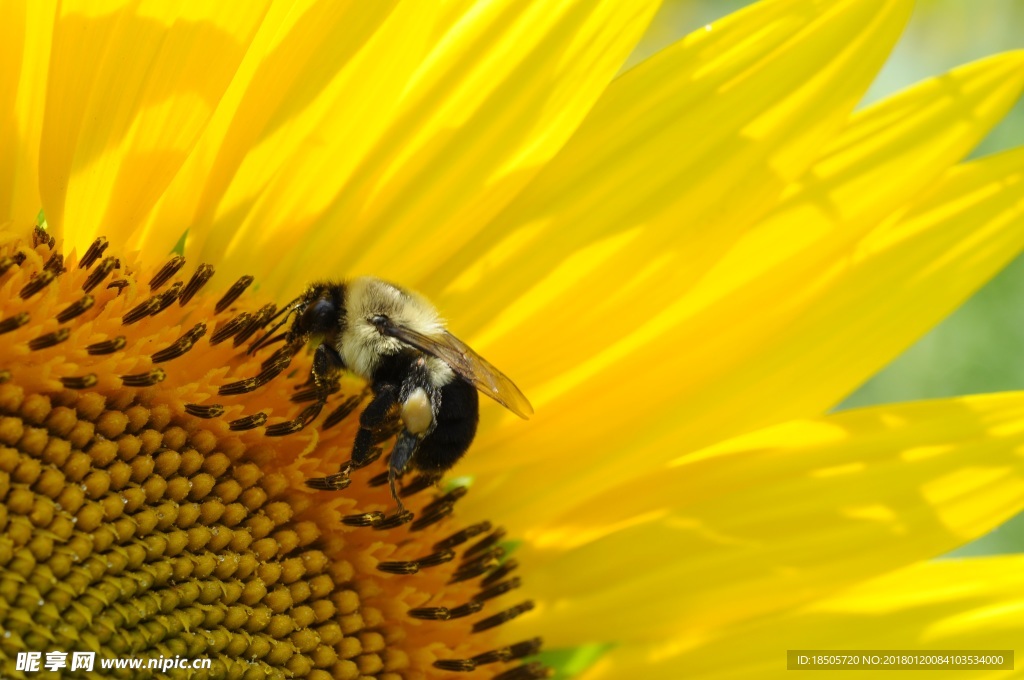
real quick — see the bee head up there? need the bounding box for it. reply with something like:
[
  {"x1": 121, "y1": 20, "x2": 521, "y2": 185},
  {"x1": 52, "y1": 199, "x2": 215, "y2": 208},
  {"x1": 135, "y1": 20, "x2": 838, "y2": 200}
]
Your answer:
[{"x1": 287, "y1": 282, "x2": 347, "y2": 344}]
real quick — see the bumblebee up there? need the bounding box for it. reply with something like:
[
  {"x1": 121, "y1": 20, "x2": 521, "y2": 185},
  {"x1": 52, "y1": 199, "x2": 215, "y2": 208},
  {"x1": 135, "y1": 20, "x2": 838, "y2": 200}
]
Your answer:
[{"x1": 255, "y1": 277, "x2": 532, "y2": 509}]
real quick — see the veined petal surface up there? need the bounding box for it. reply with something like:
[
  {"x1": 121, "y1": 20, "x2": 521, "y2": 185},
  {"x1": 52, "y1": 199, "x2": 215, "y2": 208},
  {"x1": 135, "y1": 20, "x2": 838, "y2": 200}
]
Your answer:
[
  {"x1": 138, "y1": 0, "x2": 659, "y2": 293},
  {"x1": 39, "y1": 1, "x2": 270, "y2": 254},
  {"x1": 504, "y1": 393, "x2": 1024, "y2": 645},
  {"x1": 430, "y1": 0, "x2": 913, "y2": 347},
  {"x1": 133, "y1": 0, "x2": 415, "y2": 261},
  {"x1": 267, "y1": 0, "x2": 661, "y2": 293},
  {"x1": 462, "y1": 65, "x2": 1024, "y2": 529},
  {"x1": 587, "y1": 555, "x2": 1024, "y2": 679},
  {"x1": 0, "y1": 0, "x2": 55, "y2": 228}
]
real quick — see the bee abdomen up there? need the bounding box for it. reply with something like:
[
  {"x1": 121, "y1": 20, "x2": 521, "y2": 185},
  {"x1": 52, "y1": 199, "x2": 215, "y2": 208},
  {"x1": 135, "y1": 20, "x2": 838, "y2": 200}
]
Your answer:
[{"x1": 415, "y1": 379, "x2": 479, "y2": 472}]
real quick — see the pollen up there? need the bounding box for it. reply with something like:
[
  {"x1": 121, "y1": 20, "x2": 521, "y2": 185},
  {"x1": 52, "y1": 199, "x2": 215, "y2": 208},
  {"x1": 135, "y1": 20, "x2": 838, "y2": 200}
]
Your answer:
[{"x1": 0, "y1": 226, "x2": 547, "y2": 679}]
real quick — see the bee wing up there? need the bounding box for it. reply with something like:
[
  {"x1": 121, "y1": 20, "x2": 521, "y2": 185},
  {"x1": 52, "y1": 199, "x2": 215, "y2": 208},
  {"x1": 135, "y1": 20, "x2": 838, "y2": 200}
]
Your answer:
[{"x1": 379, "y1": 323, "x2": 533, "y2": 419}]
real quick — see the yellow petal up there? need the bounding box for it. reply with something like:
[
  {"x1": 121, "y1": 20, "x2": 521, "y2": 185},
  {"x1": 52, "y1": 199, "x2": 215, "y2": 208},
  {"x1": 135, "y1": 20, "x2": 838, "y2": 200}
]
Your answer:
[
  {"x1": 39, "y1": 1, "x2": 270, "y2": 253},
  {"x1": 504, "y1": 393, "x2": 1024, "y2": 645},
  {"x1": 429, "y1": 0, "x2": 913, "y2": 335},
  {"x1": 254, "y1": 0, "x2": 660, "y2": 296},
  {"x1": 588, "y1": 555, "x2": 1024, "y2": 679},
  {"x1": 134, "y1": 0, "x2": 655, "y2": 288},
  {"x1": 468, "y1": 50, "x2": 1024, "y2": 404},
  {"x1": 465, "y1": 139, "x2": 1024, "y2": 530},
  {"x1": 132, "y1": 0, "x2": 414, "y2": 262},
  {"x1": 0, "y1": 0, "x2": 56, "y2": 226}
]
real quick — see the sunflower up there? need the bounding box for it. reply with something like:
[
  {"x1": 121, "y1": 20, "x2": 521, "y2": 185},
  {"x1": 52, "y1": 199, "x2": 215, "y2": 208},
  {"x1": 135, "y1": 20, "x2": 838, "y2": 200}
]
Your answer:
[{"x1": 2, "y1": 0, "x2": 1024, "y2": 678}]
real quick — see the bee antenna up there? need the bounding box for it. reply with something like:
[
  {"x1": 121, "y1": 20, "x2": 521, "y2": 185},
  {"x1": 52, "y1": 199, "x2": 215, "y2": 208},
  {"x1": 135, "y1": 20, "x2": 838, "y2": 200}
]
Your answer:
[{"x1": 248, "y1": 296, "x2": 302, "y2": 355}]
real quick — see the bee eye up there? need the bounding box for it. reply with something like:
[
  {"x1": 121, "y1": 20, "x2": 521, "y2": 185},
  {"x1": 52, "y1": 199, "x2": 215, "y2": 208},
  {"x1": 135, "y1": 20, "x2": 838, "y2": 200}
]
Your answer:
[
  {"x1": 369, "y1": 314, "x2": 389, "y2": 327},
  {"x1": 296, "y1": 298, "x2": 337, "y2": 334}
]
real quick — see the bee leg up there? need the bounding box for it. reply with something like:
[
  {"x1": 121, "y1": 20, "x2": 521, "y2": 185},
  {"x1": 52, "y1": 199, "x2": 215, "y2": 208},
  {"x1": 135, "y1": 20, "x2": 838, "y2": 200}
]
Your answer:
[
  {"x1": 311, "y1": 343, "x2": 344, "y2": 402},
  {"x1": 351, "y1": 384, "x2": 399, "y2": 467},
  {"x1": 297, "y1": 343, "x2": 343, "y2": 429},
  {"x1": 302, "y1": 344, "x2": 349, "y2": 489},
  {"x1": 388, "y1": 431, "x2": 420, "y2": 515}
]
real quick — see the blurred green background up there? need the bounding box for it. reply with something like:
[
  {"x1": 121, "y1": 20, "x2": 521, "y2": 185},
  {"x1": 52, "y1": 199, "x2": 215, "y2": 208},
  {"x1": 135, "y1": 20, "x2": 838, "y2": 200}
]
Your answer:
[{"x1": 633, "y1": 1, "x2": 1024, "y2": 554}]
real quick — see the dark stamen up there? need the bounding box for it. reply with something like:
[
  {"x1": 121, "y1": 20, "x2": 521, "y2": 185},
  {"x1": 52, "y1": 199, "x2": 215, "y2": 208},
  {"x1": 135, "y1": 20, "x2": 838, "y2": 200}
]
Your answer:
[
  {"x1": 410, "y1": 503, "x2": 454, "y2": 532},
  {"x1": 184, "y1": 404, "x2": 225, "y2": 419},
  {"x1": 29, "y1": 328, "x2": 70, "y2": 351},
  {"x1": 408, "y1": 607, "x2": 452, "y2": 621},
  {"x1": 179, "y1": 263, "x2": 214, "y2": 306},
  {"x1": 367, "y1": 471, "x2": 390, "y2": 487},
  {"x1": 322, "y1": 394, "x2": 364, "y2": 428},
  {"x1": 260, "y1": 344, "x2": 296, "y2": 371},
  {"x1": 451, "y1": 548, "x2": 505, "y2": 584},
  {"x1": 233, "y1": 303, "x2": 277, "y2": 346},
  {"x1": 246, "y1": 300, "x2": 300, "y2": 355},
  {"x1": 374, "y1": 510, "x2": 414, "y2": 531},
  {"x1": 106, "y1": 279, "x2": 129, "y2": 294},
  {"x1": 291, "y1": 382, "x2": 341, "y2": 403},
  {"x1": 264, "y1": 418, "x2": 306, "y2": 437},
  {"x1": 43, "y1": 252, "x2": 64, "y2": 273},
  {"x1": 121, "y1": 296, "x2": 161, "y2": 325},
  {"x1": 290, "y1": 386, "x2": 318, "y2": 403},
  {"x1": 82, "y1": 257, "x2": 116, "y2": 292},
  {"x1": 415, "y1": 549, "x2": 456, "y2": 568},
  {"x1": 435, "y1": 522, "x2": 492, "y2": 551},
  {"x1": 493, "y1": 662, "x2": 551, "y2": 680},
  {"x1": 464, "y1": 528, "x2": 507, "y2": 559},
  {"x1": 87, "y1": 336, "x2": 126, "y2": 355},
  {"x1": 210, "y1": 312, "x2": 250, "y2": 345},
  {"x1": 248, "y1": 331, "x2": 286, "y2": 353},
  {"x1": 151, "y1": 322, "x2": 207, "y2": 363},
  {"x1": 342, "y1": 511, "x2": 385, "y2": 527},
  {"x1": 472, "y1": 601, "x2": 535, "y2": 633},
  {"x1": 19, "y1": 270, "x2": 55, "y2": 299},
  {"x1": 33, "y1": 225, "x2": 54, "y2": 249},
  {"x1": 218, "y1": 377, "x2": 260, "y2": 396},
  {"x1": 350, "y1": 446, "x2": 382, "y2": 470},
  {"x1": 481, "y1": 559, "x2": 519, "y2": 588},
  {"x1": 462, "y1": 545, "x2": 506, "y2": 569},
  {"x1": 450, "y1": 563, "x2": 499, "y2": 585},
  {"x1": 400, "y1": 474, "x2": 440, "y2": 498},
  {"x1": 0, "y1": 312, "x2": 30, "y2": 335},
  {"x1": 149, "y1": 255, "x2": 185, "y2": 289},
  {"x1": 434, "y1": 659, "x2": 477, "y2": 672},
  {"x1": 79, "y1": 237, "x2": 108, "y2": 269},
  {"x1": 0, "y1": 252, "x2": 28, "y2": 276},
  {"x1": 377, "y1": 561, "x2": 420, "y2": 575},
  {"x1": 423, "y1": 486, "x2": 468, "y2": 516},
  {"x1": 60, "y1": 374, "x2": 98, "y2": 389},
  {"x1": 265, "y1": 400, "x2": 323, "y2": 437},
  {"x1": 255, "y1": 350, "x2": 292, "y2": 383},
  {"x1": 56, "y1": 294, "x2": 95, "y2": 323},
  {"x1": 121, "y1": 368, "x2": 167, "y2": 387},
  {"x1": 408, "y1": 601, "x2": 482, "y2": 621},
  {"x1": 472, "y1": 638, "x2": 543, "y2": 666},
  {"x1": 215, "y1": 275, "x2": 254, "y2": 314},
  {"x1": 304, "y1": 473, "x2": 351, "y2": 491},
  {"x1": 299, "y1": 399, "x2": 326, "y2": 422},
  {"x1": 152, "y1": 281, "x2": 183, "y2": 314},
  {"x1": 446, "y1": 602, "x2": 482, "y2": 619},
  {"x1": 227, "y1": 412, "x2": 268, "y2": 431},
  {"x1": 474, "y1": 577, "x2": 521, "y2": 603}
]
